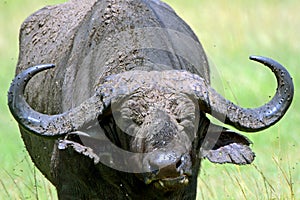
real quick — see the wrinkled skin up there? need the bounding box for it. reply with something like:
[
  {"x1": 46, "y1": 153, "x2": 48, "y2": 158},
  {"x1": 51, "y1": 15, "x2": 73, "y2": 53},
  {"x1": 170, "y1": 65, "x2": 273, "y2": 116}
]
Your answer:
[{"x1": 8, "y1": 0, "x2": 293, "y2": 199}]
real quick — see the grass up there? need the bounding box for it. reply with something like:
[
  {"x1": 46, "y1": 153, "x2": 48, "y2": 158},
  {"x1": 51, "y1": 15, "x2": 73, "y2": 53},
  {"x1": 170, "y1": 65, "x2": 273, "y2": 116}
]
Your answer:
[
  {"x1": 0, "y1": 1, "x2": 64, "y2": 199},
  {"x1": 0, "y1": 0, "x2": 299, "y2": 199}
]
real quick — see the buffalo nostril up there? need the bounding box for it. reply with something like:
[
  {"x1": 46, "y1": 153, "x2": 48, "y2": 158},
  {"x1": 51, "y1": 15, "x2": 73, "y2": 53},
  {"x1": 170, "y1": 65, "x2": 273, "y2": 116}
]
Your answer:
[
  {"x1": 145, "y1": 151, "x2": 192, "y2": 180},
  {"x1": 148, "y1": 157, "x2": 187, "y2": 179},
  {"x1": 149, "y1": 164, "x2": 160, "y2": 175},
  {"x1": 147, "y1": 160, "x2": 179, "y2": 179},
  {"x1": 175, "y1": 158, "x2": 182, "y2": 169}
]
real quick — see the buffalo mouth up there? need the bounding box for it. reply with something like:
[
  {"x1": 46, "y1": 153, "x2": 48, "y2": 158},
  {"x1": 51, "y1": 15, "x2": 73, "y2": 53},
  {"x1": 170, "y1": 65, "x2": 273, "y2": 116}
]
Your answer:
[
  {"x1": 152, "y1": 174, "x2": 189, "y2": 190},
  {"x1": 144, "y1": 169, "x2": 191, "y2": 190}
]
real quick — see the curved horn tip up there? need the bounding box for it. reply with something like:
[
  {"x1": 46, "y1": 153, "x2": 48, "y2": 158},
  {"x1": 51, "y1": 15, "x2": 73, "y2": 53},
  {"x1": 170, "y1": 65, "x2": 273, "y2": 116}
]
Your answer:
[
  {"x1": 249, "y1": 55, "x2": 262, "y2": 61},
  {"x1": 249, "y1": 55, "x2": 271, "y2": 64},
  {"x1": 8, "y1": 64, "x2": 56, "y2": 135},
  {"x1": 9, "y1": 64, "x2": 56, "y2": 97},
  {"x1": 249, "y1": 55, "x2": 283, "y2": 68},
  {"x1": 13, "y1": 64, "x2": 56, "y2": 83},
  {"x1": 30, "y1": 63, "x2": 56, "y2": 72}
]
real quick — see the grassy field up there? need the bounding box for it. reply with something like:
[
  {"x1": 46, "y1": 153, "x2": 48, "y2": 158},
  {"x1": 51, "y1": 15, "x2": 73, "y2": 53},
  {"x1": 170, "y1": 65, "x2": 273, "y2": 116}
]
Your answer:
[{"x1": 0, "y1": 0, "x2": 299, "y2": 199}]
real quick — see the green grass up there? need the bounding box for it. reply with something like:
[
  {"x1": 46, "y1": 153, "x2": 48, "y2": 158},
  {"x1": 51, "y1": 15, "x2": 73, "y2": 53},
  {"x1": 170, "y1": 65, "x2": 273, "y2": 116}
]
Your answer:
[
  {"x1": 1, "y1": 0, "x2": 299, "y2": 199},
  {"x1": 0, "y1": 1, "x2": 64, "y2": 199}
]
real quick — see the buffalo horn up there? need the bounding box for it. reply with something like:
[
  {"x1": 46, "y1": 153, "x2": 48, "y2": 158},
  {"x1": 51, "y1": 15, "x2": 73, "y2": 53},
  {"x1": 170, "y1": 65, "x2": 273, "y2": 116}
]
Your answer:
[
  {"x1": 8, "y1": 64, "x2": 105, "y2": 137},
  {"x1": 199, "y1": 56, "x2": 294, "y2": 132}
]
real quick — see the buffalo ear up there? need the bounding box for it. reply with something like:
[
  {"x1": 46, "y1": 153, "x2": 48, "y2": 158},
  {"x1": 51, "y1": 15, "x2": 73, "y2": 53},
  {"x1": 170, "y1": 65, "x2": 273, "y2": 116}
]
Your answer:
[{"x1": 200, "y1": 124, "x2": 255, "y2": 165}]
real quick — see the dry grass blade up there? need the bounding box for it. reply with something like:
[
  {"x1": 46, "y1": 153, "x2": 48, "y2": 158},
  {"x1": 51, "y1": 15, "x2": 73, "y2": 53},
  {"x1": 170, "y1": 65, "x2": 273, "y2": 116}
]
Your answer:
[
  {"x1": 224, "y1": 166, "x2": 249, "y2": 200},
  {"x1": 252, "y1": 163, "x2": 278, "y2": 199},
  {"x1": 272, "y1": 157, "x2": 295, "y2": 200},
  {"x1": 34, "y1": 167, "x2": 39, "y2": 200},
  {"x1": 0, "y1": 175, "x2": 10, "y2": 198},
  {"x1": 199, "y1": 176, "x2": 215, "y2": 199},
  {"x1": 233, "y1": 175, "x2": 247, "y2": 200},
  {"x1": 4, "y1": 169, "x2": 25, "y2": 199}
]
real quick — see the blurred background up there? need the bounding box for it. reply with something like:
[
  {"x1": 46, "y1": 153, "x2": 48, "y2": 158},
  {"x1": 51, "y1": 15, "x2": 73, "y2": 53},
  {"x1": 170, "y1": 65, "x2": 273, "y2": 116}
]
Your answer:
[{"x1": 0, "y1": 0, "x2": 299, "y2": 199}]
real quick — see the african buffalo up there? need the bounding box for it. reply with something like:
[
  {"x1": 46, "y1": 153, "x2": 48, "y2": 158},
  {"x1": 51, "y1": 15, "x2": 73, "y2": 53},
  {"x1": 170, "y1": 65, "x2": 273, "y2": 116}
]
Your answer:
[{"x1": 8, "y1": 0, "x2": 293, "y2": 199}]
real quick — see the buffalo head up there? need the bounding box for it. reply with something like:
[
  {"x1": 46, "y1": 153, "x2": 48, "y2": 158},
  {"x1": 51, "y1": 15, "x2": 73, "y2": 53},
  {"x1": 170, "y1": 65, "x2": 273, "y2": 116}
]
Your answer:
[{"x1": 8, "y1": 56, "x2": 293, "y2": 190}]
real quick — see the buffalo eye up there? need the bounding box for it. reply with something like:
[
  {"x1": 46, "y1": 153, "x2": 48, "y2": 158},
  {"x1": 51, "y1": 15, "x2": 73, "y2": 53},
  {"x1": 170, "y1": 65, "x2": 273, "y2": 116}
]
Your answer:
[{"x1": 176, "y1": 118, "x2": 182, "y2": 123}]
